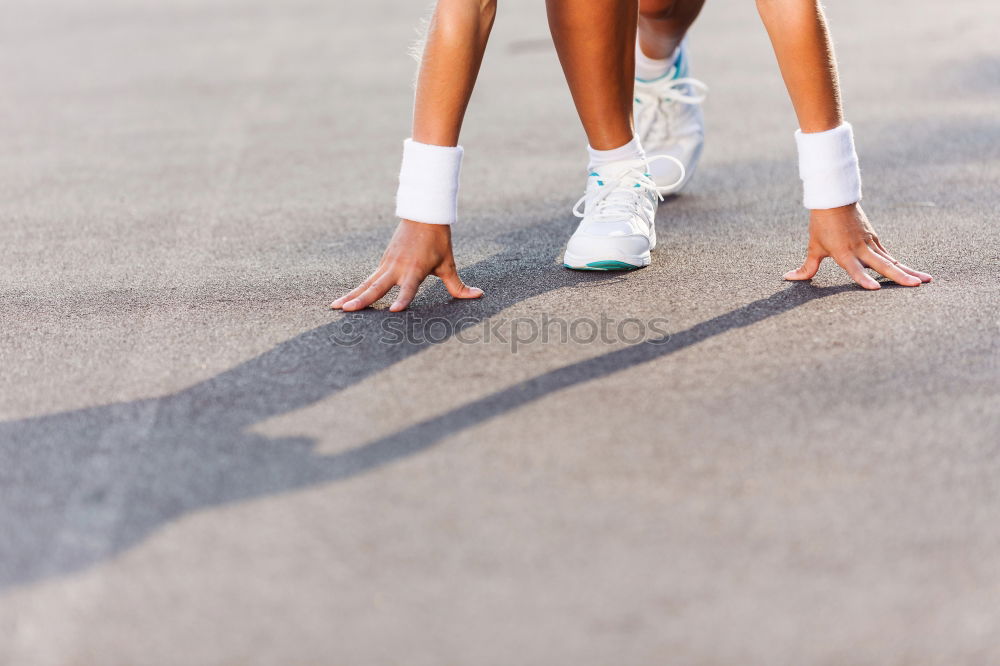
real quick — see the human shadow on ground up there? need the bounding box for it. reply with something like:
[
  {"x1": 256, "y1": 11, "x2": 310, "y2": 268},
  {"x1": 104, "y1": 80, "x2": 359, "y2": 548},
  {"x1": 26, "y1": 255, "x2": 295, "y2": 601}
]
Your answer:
[
  {"x1": 0, "y1": 221, "x2": 601, "y2": 590},
  {"x1": 0, "y1": 219, "x2": 853, "y2": 592},
  {"x1": 330, "y1": 282, "x2": 858, "y2": 479}
]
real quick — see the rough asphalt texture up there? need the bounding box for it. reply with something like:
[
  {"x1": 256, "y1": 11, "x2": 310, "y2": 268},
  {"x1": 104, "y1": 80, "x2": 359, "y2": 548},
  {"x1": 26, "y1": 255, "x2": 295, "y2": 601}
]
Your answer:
[{"x1": 1, "y1": 0, "x2": 998, "y2": 663}]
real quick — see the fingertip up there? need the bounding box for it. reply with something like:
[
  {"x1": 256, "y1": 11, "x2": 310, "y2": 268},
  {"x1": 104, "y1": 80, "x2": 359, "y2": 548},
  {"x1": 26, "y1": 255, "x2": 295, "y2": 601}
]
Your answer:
[
  {"x1": 342, "y1": 299, "x2": 361, "y2": 311},
  {"x1": 389, "y1": 301, "x2": 406, "y2": 312},
  {"x1": 451, "y1": 285, "x2": 483, "y2": 299},
  {"x1": 783, "y1": 270, "x2": 801, "y2": 280}
]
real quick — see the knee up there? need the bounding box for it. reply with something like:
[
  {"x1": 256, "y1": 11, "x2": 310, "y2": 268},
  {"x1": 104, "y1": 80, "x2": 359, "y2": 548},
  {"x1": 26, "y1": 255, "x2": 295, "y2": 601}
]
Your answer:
[
  {"x1": 639, "y1": 0, "x2": 677, "y2": 20},
  {"x1": 480, "y1": 0, "x2": 497, "y2": 22}
]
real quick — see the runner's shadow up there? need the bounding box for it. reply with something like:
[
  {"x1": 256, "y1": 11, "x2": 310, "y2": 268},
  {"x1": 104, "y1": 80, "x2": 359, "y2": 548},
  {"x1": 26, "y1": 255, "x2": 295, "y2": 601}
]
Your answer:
[
  {"x1": 0, "y1": 229, "x2": 851, "y2": 591},
  {"x1": 0, "y1": 221, "x2": 607, "y2": 591},
  {"x1": 308, "y1": 282, "x2": 857, "y2": 482}
]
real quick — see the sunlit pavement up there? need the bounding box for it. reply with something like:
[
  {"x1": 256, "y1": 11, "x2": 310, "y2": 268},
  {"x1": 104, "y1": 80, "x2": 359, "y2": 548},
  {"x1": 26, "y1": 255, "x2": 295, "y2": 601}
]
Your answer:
[{"x1": 1, "y1": 0, "x2": 998, "y2": 663}]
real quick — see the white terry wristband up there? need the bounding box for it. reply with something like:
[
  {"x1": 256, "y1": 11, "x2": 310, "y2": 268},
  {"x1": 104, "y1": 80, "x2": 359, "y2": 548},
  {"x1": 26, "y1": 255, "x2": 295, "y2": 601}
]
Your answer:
[
  {"x1": 795, "y1": 122, "x2": 862, "y2": 210},
  {"x1": 395, "y1": 138, "x2": 463, "y2": 225}
]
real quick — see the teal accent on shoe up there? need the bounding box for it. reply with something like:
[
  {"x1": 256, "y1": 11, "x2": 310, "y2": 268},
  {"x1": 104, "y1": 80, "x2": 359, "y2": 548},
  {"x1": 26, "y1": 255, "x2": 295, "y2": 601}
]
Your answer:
[
  {"x1": 673, "y1": 47, "x2": 687, "y2": 78},
  {"x1": 564, "y1": 260, "x2": 641, "y2": 271}
]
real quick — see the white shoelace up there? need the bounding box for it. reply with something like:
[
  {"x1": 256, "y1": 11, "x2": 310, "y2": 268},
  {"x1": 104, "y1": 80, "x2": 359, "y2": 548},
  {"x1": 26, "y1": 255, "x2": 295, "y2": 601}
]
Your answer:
[
  {"x1": 635, "y1": 76, "x2": 708, "y2": 143},
  {"x1": 572, "y1": 155, "x2": 685, "y2": 221}
]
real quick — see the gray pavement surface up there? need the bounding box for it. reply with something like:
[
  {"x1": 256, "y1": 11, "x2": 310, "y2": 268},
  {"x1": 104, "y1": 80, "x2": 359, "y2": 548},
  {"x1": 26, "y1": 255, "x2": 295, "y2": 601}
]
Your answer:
[{"x1": 1, "y1": 0, "x2": 998, "y2": 663}]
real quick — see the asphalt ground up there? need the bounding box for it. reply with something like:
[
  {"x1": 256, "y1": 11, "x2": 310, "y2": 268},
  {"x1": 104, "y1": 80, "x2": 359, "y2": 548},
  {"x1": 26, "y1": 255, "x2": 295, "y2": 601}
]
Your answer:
[{"x1": 0, "y1": 0, "x2": 998, "y2": 663}]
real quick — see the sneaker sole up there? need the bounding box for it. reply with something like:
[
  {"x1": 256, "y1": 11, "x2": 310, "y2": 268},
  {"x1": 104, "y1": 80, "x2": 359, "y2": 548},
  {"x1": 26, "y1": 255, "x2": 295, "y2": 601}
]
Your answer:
[
  {"x1": 562, "y1": 251, "x2": 651, "y2": 271},
  {"x1": 563, "y1": 260, "x2": 643, "y2": 271}
]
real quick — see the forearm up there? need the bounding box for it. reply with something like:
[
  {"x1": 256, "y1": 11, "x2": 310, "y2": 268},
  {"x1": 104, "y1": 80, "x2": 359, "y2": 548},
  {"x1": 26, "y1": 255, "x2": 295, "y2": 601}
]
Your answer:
[
  {"x1": 755, "y1": 2, "x2": 929, "y2": 288},
  {"x1": 334, "y1": 1, "x2": 495, "y2": 312},
  {"x1": 755, "y1": 0, "x2": 842, "y2": 132},
  {"x1": 412, "y1": 0, "x2": 497, "y2": 146}
]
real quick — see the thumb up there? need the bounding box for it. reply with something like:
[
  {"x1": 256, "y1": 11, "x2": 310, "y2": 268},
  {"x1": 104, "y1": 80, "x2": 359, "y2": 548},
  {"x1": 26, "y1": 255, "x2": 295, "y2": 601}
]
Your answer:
[
  {"x1": 435, "y1": 263, "x2": 484, "y2": 299},
  {"x1": 783, "y1": 252, "x2": 823, "y2": 281}
]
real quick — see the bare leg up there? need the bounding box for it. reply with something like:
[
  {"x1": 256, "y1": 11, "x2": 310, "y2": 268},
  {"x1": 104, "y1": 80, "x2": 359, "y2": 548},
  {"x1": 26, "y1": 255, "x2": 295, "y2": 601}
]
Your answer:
[
  {"x1": 546, "y1": 0, "x2": 637, "y2": 150},
  {"x1": 638, "y1": 0, "x2": 707, "y2": 60}
]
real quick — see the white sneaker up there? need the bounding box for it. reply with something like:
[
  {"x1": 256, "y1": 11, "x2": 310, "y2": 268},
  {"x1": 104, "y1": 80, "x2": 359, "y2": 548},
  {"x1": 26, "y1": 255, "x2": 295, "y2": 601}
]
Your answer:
[
  {"x1": 563, "y1": 156, "x2": 681, "y2": 271},
  {"x1": 633, "y1": 39, "x2": 708, "y2": 193}
]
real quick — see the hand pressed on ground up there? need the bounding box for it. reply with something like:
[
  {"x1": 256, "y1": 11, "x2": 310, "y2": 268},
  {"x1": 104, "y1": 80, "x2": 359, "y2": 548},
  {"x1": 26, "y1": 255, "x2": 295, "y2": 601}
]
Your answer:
[
  {"x1": 784, "y1": 203, "x2": 932, "y2": 290},
  {"x1": 330, "y1": 219, "x2": 483, "y2": 312}
]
